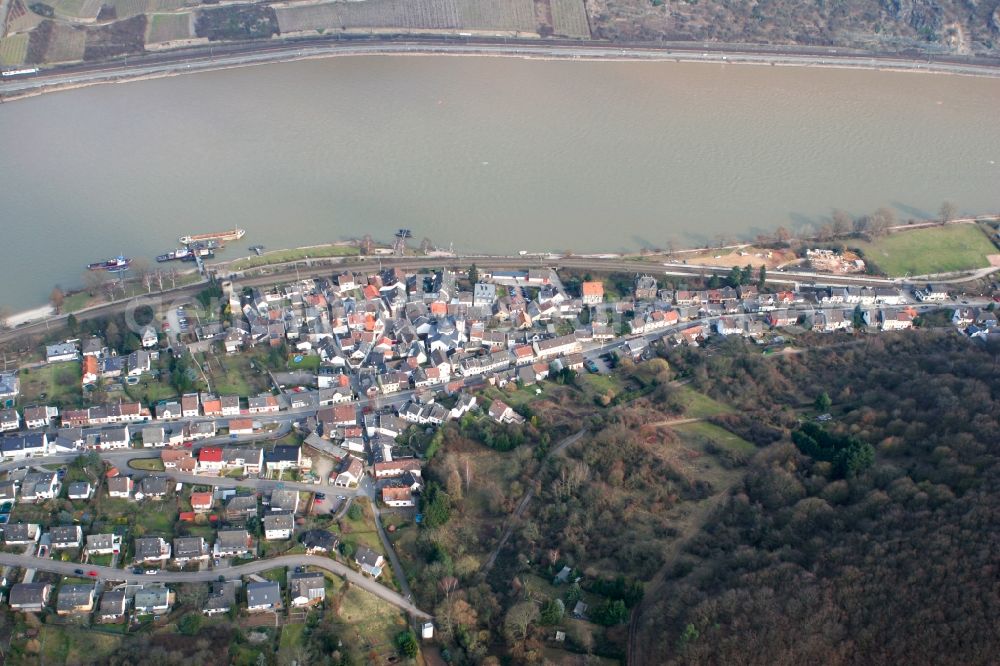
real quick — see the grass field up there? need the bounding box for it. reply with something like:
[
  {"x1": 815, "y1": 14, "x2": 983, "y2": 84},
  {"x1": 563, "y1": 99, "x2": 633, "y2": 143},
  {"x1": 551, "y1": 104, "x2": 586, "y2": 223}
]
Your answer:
[
  {"x1": 275, "y1": 0, "x2": 537, "y2": 35},
  {"x1": 335, "y1": 584, "x2": 409, "y2": 659},
  {"x1": 23, "y1": 626, "x2": 122, "y2": 663},
  {"x1": 854, "y1": 224, "x2": 998, "y2": 277},
  {"x1": 43, "y1": 23, "x2": 88, "y2": 64},
  {"x1": 0, "y1": 34, "x2": 29, "y2": 66},
  {"x1": 199, "y1": 350, "x2": 272, "y2": 396},
  {"x1": 48, "y1": 0, "x2": 103, "y2": 20},
  {"x1": 125, "y1": 374, "x2": 178, "y2": 405},
  {"x1": 674, "y1": 420, "x2": 755, "y2": 455},
  {"x1": 18, "y1": 362, "x2": 83, "y2": 409},
  {"x1": 227, "y1": 244, "x2": 359, "y2": 271},
  {"x1": 550, "y1": 0, "x2": 590, "y2": 38},
  {"x1": 130, "y1": 458, "x2": 165, "y2": 472},
  {"x1": 675, "y1": 385, "x2": 732, "y2": 419},
  {"x1": 146, "y1": 12, "x2": 193, "y2": 43}
]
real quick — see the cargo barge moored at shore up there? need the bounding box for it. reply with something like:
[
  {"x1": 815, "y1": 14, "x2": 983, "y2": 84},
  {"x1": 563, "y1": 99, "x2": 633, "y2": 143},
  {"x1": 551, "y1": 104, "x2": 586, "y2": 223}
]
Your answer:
[
  {"x1": 87, "y1": 256, "x2": 132, "y2": 272},
  {"x1": 179, "y1": 228, "x2": 246, "y2": 245}
]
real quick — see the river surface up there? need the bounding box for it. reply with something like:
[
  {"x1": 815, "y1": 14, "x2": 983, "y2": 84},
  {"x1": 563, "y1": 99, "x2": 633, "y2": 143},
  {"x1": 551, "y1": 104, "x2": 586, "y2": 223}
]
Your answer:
[{"x1": 1, "y1": 56, "x2": 999, "y2": 310}]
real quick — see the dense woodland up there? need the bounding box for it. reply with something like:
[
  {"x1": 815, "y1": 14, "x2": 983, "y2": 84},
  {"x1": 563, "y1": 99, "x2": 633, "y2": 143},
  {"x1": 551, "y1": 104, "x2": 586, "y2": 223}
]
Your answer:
[{"x1": 637, "y1": 332, "x2": 1000, "y2": 665}]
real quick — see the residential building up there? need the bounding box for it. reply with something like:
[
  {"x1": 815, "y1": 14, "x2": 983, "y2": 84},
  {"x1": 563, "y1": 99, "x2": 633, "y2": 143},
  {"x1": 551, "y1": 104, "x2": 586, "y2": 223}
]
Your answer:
[
  {"x1": 49, "y1": 525, "x2": 82, "y2": 549},
  {"x1": 190, "y1": 491, "x2": 213, "y2": 512},
  {"x1": 8, "y1": 583, "x2": 51, "y2": 612},
  {"x1": 222, "y1": 447, "x2": 263, "y2": 474},
  {"x1": 581, "y1": 281, "x2": 604, "y2": 305},
  {"x1": 99, "y1": 589, "x2": 128, "y2": 622},
  {"x1": 263, "y1": 513, "x2": 294, "y2": 540},
  {"x1": 382, "y1": 486, "x2": 416, "y2": 507},
  {"x1": 56, "y1": 584, "x2": 96, "y2": 616},
  {"x1": 157, "y1": 401, "x2": 182, "y2": 420},
  {"x1": 373, "y1": 459, "x2": 422, "y2": 480},
  {"x1": 86, "y1": 533, "x2": 120, "y2": 556},
  {"x1": 1, "y1": 433, "x2": 50, "y2": 460},
  {"x1": 247, "y1": 394, "x2": 279, "y2": 414},
  {"x1": 220, "y1": 395, "x2": 241, "y2": 416},
  {"x1": 23, "y1": 405, "x2": 58, "y2": 430},
  {"x1": 246, "y1": 581, "x2": 282, "y2": 612},
  {"x1": 203, "y1": 581, "x2": 237, "y2": 616},
  {"x1": 264, "y1": 445, "x2": 302, "y2": 473},
  {"x1": 107, "y1": 476, "x2": 133, "y2": 499},
  {"x1": 139, "y1": 476, "x2": 169, "y2": 499},
  {"x1": 134, "y1": 585, "x2": 171, "y2": 614},
  {"x1": 228, "y1": 418, "x2": 255, "y2": 435},
  {"x1": 141, "y1": 326, "x2": 159, "y2": 348},
  {"x1": 0, "y1": 372, "x2": 20, "y2": 405},
  {"x1": 173, "y1": 536, "x2": 209, "y2": 564},
  {"x1": 0, "y1": 408, "x2": 20, "y2": 432},
  {"x1": 3, "y1": 523, "x2": 41, "y2": 545},
  {"x1": 269, "y1": 489, "x2": 299, "y2": 514},
  {"x1": 214, "y1": 529, "x2": 253, "y2": 558},
  {"x1": 180, "y1": 393, "x2": 200, "y2": 418},
  {"x1": 225, "y1": 495, "x2": 258, "y2": 522},
  {"x1": 355, "y1": 545, "x2": 385, "y2": 577},
  {"x1": 19, "y1": 471, "x2": 59, "y2": 501},
  {"x1": 46, "y1": 342, "x2": 79, "y2": 364},
  {"x1": 67, "y1": 481, "x2": 93, "y2": 500},
  {"x1": 334, "y1": 457, "x2": 364, "y2": 488},
  {"x1": 198, "y1": 446, "x2": 224, "y2": 474},
  {"x1": 288, "y1": 571, "x2": 325, "y2": 607},
  {"x1": 532, "y1": 335, "x2": 581, "y2": 359},
  {"x1": 300, "y1": 529, "x2": 338, "y2": 554},
  {"x1": 134, "y1": 536, "x2": 171, "y2": 563}
]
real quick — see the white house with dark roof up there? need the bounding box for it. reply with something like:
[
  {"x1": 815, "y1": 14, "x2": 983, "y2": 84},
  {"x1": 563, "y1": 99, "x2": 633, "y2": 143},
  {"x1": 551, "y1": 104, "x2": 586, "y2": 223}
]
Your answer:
[
  {"x1": 46, "y1": 342, "x2": 79, "y2": 364},
  {"x1": 246, "y1": 581, "x2": 282, "y2": 612}
]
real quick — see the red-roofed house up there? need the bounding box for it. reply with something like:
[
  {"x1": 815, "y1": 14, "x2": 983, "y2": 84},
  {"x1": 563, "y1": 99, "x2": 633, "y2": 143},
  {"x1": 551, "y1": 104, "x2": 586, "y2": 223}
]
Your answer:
[
  {"x1": 198, "y1": 447, "x2": 224, "y2": 474},
  {"x1": 190, "y1": 492, "x2": 214, "y2": 512},
  {"x1": 373, "y1": 459, "x2": 423, "y2": 480},
  {"x1": 381, "y1": 486, "x2": 415, "y2": 507},
  {"x1": 228, "y1": 419, "x2": 255, "y2": 436},
  {"x1": 581, "y1": 281, "x2": 604, "y2": 305}
]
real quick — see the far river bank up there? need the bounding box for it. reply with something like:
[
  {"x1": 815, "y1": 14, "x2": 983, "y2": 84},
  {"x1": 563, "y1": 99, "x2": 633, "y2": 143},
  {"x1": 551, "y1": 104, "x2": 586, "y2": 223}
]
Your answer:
[{"x1": 4, "y1": 38, "x2": 1000, "y2": 103}]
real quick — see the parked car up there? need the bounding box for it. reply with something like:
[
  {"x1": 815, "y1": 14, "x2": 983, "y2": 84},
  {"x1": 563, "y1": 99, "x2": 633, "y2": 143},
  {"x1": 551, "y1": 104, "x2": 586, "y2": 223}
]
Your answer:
[
  {"x1": 87, "y1": 570, "x2": 99, "y2": 577},
  {"x1": 145, "y1": 569, "x2": 159, "y2": 575},
  {"x1": 74, "y1": 568, "x2": 84, "y2": 575}
]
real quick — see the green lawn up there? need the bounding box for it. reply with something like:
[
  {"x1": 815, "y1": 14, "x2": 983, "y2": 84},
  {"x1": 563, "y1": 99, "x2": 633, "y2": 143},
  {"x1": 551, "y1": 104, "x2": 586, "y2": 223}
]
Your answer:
[
  {"x1": 24, "y1": 626, "x2": 122, "y2": 664},
  {"x1": 134, "y1": 502, "x2": 178, "y2": 537},
  {"x1": 129, "y1": 458, "x2": 165, "y2": 472},
  {"x1": 228, "y1": 244, "x2": 359, "y2": 271},
  {"x1": 259, "y1": 566, "x2": 287, "y2": 586},
  {"x1": 675, "y1": 421, "x2": 755, "y2": 454},
  {"x1": 125, "y1": 375, "x2": 178, "y2": 405},
  {"x1": 200, "y1": 350, "x2": 271, "y2": 396},
  {"x1": 287, "y1": 354, "x2": 321, "y2": 371},
  {"x1": 0, "y1": 34, "x2": 28, "y2": 66},
  {"x1": 676, "y1": 386, "x2": 732, "y2": 419},
  {"x1": 278, "y1": 623, "x2": 306, "y2": 658},
  {"x1": 854, "y1": 224, "x2": 998, "y2": 277},
  {"x1": 61, "y1": 291, "x2": 95, "y2": 314},
  {"x1": 18, "y1": 363, "x2": 83, "y2": 409}
]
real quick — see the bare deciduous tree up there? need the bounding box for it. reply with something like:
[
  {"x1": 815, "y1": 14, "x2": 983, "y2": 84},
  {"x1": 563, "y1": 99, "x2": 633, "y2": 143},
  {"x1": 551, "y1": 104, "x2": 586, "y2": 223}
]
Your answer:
[
  {"x1": 831, "y1": 209, "x2": 852, "y2": 237},
  {"x1": 939, "y1": 201, "x2": 958, "y2": 222}
]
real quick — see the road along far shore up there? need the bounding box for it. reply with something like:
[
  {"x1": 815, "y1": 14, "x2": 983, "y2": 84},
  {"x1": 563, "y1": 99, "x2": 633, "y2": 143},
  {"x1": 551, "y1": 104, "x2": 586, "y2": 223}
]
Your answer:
[{"x1": 3, "y1": 38, "x2": 1000, "y2": 103}]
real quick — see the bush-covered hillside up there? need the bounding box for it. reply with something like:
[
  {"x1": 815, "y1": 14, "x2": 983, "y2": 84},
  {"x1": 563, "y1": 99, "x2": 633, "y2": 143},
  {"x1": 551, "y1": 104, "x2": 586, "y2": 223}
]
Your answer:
[{"x1": 636, "y1": 332, "x2": 1000, "y2": 665}]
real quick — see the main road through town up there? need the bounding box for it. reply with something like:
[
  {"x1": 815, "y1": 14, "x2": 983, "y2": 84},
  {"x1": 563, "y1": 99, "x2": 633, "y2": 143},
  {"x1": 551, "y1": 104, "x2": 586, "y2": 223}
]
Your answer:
[
  {"x1": 0, "y1": 551, "x2": 431, "y2": 618},
  {"x1": 3, "y1": 251, "x2": 979, "y2": 348}
]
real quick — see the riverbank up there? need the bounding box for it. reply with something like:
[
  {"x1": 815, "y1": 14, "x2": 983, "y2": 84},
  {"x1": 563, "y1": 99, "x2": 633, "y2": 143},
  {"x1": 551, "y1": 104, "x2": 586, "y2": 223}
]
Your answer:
[
  {"x1": 4, "y1": 38, "x2": 1000, "y2": 103},
  {"x1": 6, "y1": 304, "x2": 55, "y2": 328}
]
